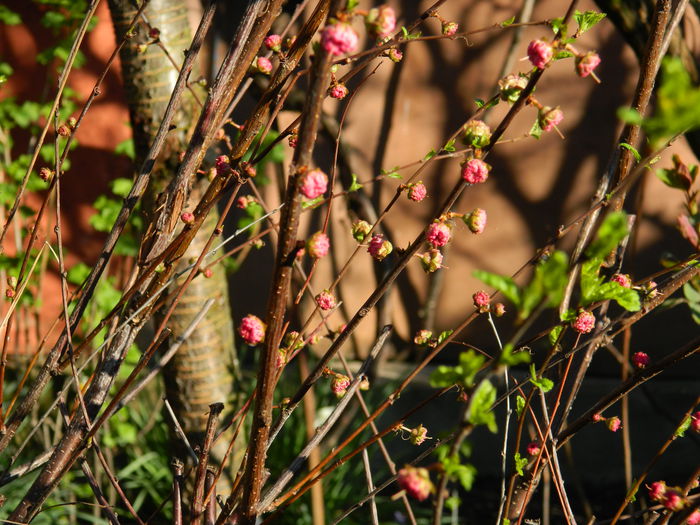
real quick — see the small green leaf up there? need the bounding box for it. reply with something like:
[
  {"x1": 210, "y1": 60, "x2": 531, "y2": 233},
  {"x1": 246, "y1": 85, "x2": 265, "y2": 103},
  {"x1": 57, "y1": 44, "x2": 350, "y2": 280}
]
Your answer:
[
  {"x1": 401, "y1": 26, "x2": 409, "y2": 39},
  {"x1": 586, "y1": 212, "x2": 629, "y2": 261},
  {"x1": 347, "y1": 0, "x2": 359, "y2": 9},
  {"x1": 500, "y1": 344, "x2": 531, "y2": 366},
  {"x1": 516, "y1": 395, "x2": 526, "y2": 416},
  {"x1": 348, "y1": 173, "x2": 363, "y2": 192},
  {"x1": 430, "y1": 350, "x2": 485, "y2": 389},
  {"x1": 574, "y1": 10, "x2": 606, "y2": 34},
  {"x1": 514, "y1": 452, "x2": 528, "y2": 476},
  {"x1": 67, "y1": 262, "x2": 91, "y2": 285},
  {"x1": 381, "y1": 166, "x2": 402, "y2": 179},
  {"x1": 500, "y1": 16, "x2": 515, "y2": 27},
  {"x1": 437, "y1": 330, "x2": 454, "y2": 345},
  {"x1": 550, "y1": 17, "x2": 567, "y2": 37},
  {"x1": 302, "y1": 196, "x2": 324, "y2": 209},
  {"x1": 473, "y1": 269, "x2": 521, "y2": 307},
  {"x1": 443, "y1": 139, "x2": 456, "y2": 152},
  {"x1": 529, "y1": 118, "x2": 543, "y2": 140},
  {"x1": 424, "y1": 149, "x2": 437, "y2": 161},
  {"x1": 110, "y1": 178, "x2": 133, "y2": 198},
  {"x1": 587, "y1": 281, "x2": 641, "y2": 311},
  {"x1": 617, "y1": 107, "x2": 643, "y2": 126},
  {"x1": 620, "y1": 142, "x2": 641, "y2": 162},
  {"x1": 469, "y1": 379, "x2": 498, "y2": 432},
  {"x1": 0, "y1": 6, "x2": 21, "y2": 25},
  {"x1": 445, "y1": 496, "x2": 461, "y2": 511},
  {"x1": 675, "y1": 415, "x2": 692, "y2": 437},
  {"x1": 115, "y1": 138, "x2": 135, "y2": 160},
  {"x1": 529, "y1": 364, "x2": 553, "y2": 393},
  {"x1": 474, "y1": 98, "x2": 485, "y2": 108},
  {"x1": 549, "y1": 325, "x2": 563, "y2": 346}
]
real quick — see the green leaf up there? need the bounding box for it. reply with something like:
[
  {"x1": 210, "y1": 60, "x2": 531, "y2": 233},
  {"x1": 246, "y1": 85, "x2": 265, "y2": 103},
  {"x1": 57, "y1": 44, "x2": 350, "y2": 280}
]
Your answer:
[
  {"x1": 429, "y1": 350, "x2": 485, "y2": 389},
  {"x1": 348, "y1": 173, "x2": 363, "y2": 192},
  {"x1": 586, "y1": 281, "x2": 641, "y2": 311},
  {"x1": 424, "y1": 148, "x2": 437, "y2": 161},
  {"x1": 529, "y1": 364, "x2": 553, "y2": 393},
  {"x1": 675, "y1": 414, "x2": 692, "y2": 437},
  {"x1": 474, "y1": 98, "x2": 485, "y2": 108},
  {"x1": 381, "y1": 166, "x2": 402, "y2": 179},
  {"x1": 516, "y1": 395, "x2": 526, "y2": 416},
  {"x1": 473, "y1": 269, "x2": 521, "y2": 307},
  {"x1": 437, "y1": 329, "x2": 454, "y2": 345},
  {"x1": 449, "y1": 463, "x2": 477, "y2": 491},
  {"x1": 110, "y1": 178, "x2": 132, "y2": 198},
  {"x1": 443, "y1": 138, "x2": 456, "y2": 152},
  {"x1": 347, "y1": 0, "x2": 359, "y2": 9},
  {"x1": 617, "y1": 107, "x2": 643, "y2": 126},
  {"x1": 67, "y1": 262, "x2": 91, "y2": 285},
  {"x1": 550, "y1": 17, "x2": 567, "y2": 37},
  {"x1": 548, "y1": 325, "x2": 563, "y2": 346},
  {"x1": 574, "y1": 10, "x2": 606, "y2": 34},
  {"x1": 500, "y1": 344, "x2": 531, "y2": 366},
  {"x1": 586, "y1": 212, "x2": 629, "y2": 261},
  {"x1": 302, "y1": 196, "x2": 324, "y2": 209},
  {"x1": 529, "y1": 118, "x2": 543, "y2": 140},
  {"x1": 115, "y1": 138, "x2": 135, "y2": 160},
  {"x1": 445, "y1": 496, "x2": 461, "y2": 511},
  {"x1": 469, "y1": 379, "x2": 498, "y2": 432},
  {"x1": 620, "y1": 142, "x2": 641, "y2": 162},
  {"x1": 0, "y1": 6, "x2": 21, "y2": 25},
  {"x1": 500, "y1": 16, "x2": 515, "y2": 27},
  {"x1": 514, "y1": 452, "x2": 528, "y2": 476},
  {"x1": 520, "y1": 251, "x2": 569, "y2": 317}
]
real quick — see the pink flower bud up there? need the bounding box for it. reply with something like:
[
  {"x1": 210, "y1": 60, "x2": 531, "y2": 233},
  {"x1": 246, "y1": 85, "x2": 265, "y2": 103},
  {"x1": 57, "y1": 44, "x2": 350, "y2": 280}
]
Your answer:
[
  {"x1": 330, "y1": 83, "x2": 349, "y2": 100},
  {"x1": 527, "y1": 39, "x2": 553, "y2": 69},
  {"x1": 461, "y1": 158, "x2": 490, "y2": 184},
  {"x1": 606, "y1": 416, "x2": 621, "y2": 432},
  {"x1": 321, "y1": 23, "x2": 359, "y2": 56},
  {"x1": 397, "y1": 466, "x2": 433, "y2": 501},
  {"x1": 426, "y1": 221, "x2": 451, "y2": 248},
  {"x1": 611, "y1": 273, "x2": 632, "y2": 288},
  {"x1": 5, "y1": 288, "x2": 15, "y2": 299},
  {"x1": 255, "y1": 56, "x2": 273, "y2": 75},
  {"x1": 538, "y1": 106, "x2": 564, "y2": 132},
  {"x1": 648, "y1": 481, "x2": 667, "y2": 502},
  {"x1": 307, "y1": 231, "x2": 330, "y2": 259},
  {"x1": 473, "y1": 290, "x2": 490, "y2": 312},
  {"x1": 499, "y1": 73, "x2": 529, "y2": 103},
  {"x1": 632, "y1": 351, "x2": 650, "y2": 369},
  {"x1": 57, "y1": 124, "x2": 70, "y2": 137},
  {"x1": 409, "y1": 424, "x2": 429, "y2": 445},
  {"x1": 419, "y1": 249, "x2": 443, "y2": 273},
  {"x1": 181, "y1": 212, "x2": 195, "y2": 224},
  {"x1": 39, "y1": 167, "x2": 54, "y2": 182},
  {"x1": 576, "y1": 51, "x2": 601, "y2": 78},
  {"x1": 276, "y1": 348, "x2": 287, "y2": 368},
  {"x1": 300, "y1": 168, "x2": 328, "y2": 199},
  {"x1": 592, "y1": 413, "x2": 605, "y2": 422},
  {"x1": 414, "y1": 329, "x2": 432, "y2": 346},
  {"x1": 351, "y1": 220, "x2": 372, "y2": 243},
  {"x1": 264, "y1": 34, "x2": 282, "y2": 52},
  {"x1": 688, "y1": 509, "x2": 700, "y2": 525},
  {"x1": 366, "y1": 5, "x2": 396, "y2": 39},
  {"x1": 283, "y1": 331, "x2": 304, "y2": 352},
  {"x1": 464, "y1": 208, "x2": 487, "y2": 234},
  {"x1": 215, "y1": 155, "x2": 231, "y2": 177},
  {"x1": 572, "y1": 309, "x2": 595, "y2": 334},
  {"x1": 388, "y1": 48, "x2": 403, "y2": 63},
  {"x1": 315, "y1": 290, "x2": 336, "y2": 311},
  {"x1": 462, "y1": 120, "x2": 491, "y2": 149},
  {"x1": 202, "y1": 268, "x2": 213, "y2": 279},
  {"x1": 663, "y1": 490, "x2": 685, "y2": 512},
  {"x1": 239, "y1": 314, "x2": 266, "y2": 345},
  {"x1": 526, "y1": 442, "x2": 541, "y2": 456},
  {"x1": 331, "y1": 374, "x2": 351, "y2": 397},
  {"x1": 494, "y1": 303, "x2": 506, "y2": 317},
  {"x1": 407, "y1": 182, "x2": 427, "y2": 202},
  {"x1": 692, "y1": 411, "x2": 700, "y2": 434},
  {"x1": 368, "y1": 234, "x2": 393, "y2": 261},
  {"x1": 149, "y1": 27, "x2": 160, "y2": 39},
  {"x1": 442, "y1": 21, "x2": 459, "y2": 36}
]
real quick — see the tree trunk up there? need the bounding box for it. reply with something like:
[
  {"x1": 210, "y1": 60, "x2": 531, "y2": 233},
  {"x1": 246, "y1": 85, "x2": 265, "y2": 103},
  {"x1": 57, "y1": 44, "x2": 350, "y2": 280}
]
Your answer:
[{"x1": 108, "y1": 0, "x2": 240, "y2": 482}]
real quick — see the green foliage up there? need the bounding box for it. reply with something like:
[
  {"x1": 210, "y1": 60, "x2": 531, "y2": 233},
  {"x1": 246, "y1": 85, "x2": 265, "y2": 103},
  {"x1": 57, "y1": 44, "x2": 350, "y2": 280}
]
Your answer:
[
  {"x1": 501, "y1": 16, "x2": 516, "y2": 27},
  {"x1": 529, "y1": 117, "x2": 543, "y2": 139},
  {"x1": 513, "y1": 452, "x2": 528, "y2": 476},
  {"x1": 435, "y1": 442, "x2": 477, "y2": 491},
  {"x1": 574, "y1": 10, "x2": 606, "y2": 34},
  {"x1": 516, "y1": 395, "x2": 526, "y2": 416},
  {"x1": 675, "y1": 414, "x2": 692, "y2": 438},
  {"x1": 89, "y1": 178, "x2": 142, "y2": 256},
  {"x1": 499, "y1": 343, "x2": 531, "y2": 366},
  {"x1": 381, "y1": 166, "x2": 402, "y2": 179},
  {"x1": 0, "y1": 5, "x2": 21, "y2": 25},
  {"x1": 468, "y1": 379, "x2": 498, "y2": 433},
  {"x1": 348, "y1": 173, "x2": 363, "y2": 192},
  {"x1": 683, "y1": 282, "x2": 700, "y2": 324},
  {"x1": 619, "y1": 142, "x2": 641, "y2": 162},
  {"x1": 115, "y1": 138, "x2": 135, "y2": 160},
  {"x1": 549, "y1": 325, "x2": 564, "y2": 345},
  {"x1": 529, "y1": 364, "x2": 553, "y2": 393},
  {"x1": 430, "y1": 350, "x2": 485, "y2": 389}
]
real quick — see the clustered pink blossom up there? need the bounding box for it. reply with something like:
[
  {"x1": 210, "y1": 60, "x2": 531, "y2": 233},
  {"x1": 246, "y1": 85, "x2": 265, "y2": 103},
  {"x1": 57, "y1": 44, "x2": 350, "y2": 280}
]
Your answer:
[
  {"x1": 397, "y1": 466, "x2": 433, "y2": 501},
  {"x1": 388, "y1": 48, "x2": 403, "y2": 63},
  {"x1": 330, "y1": 84, "x2": 349, "y2": 100},
  {"x1": 307, "y1": 231, "x2": 330, "y2": 258},
  {"x1": 539, "y1": 106, "x2": 564, "y2": 132},
  {"x1": 315, "y1": 290, "x2": 336, "y2": 311},
  {"x1": 366, "y1": 5, "x2": 396, "y2": 39},
  {"x1": 606, "y1": 416, "x2": 621, "y2": 432},
  {"x1": 413, "y1": 329, "x2": 432, "y2": 346},
  {"x1": 572, "y1": 309, "x2": 595, "y2": 334},
  {"x1": 527, "y1": 39, "x2": 553, "y2": 69},
  {"x1": 420, "y1": 249, "x2": 443, "y2": 273},
  {"x1": 461, "y1": 158, "x2": 490, "y2": 184},
  {"x1": 426, "y1": 221, "x2": 451, "y2": 247},
  {"x1": 442, "y1": 21, "x2": 459, "y2": 36},
  {"x1": 264, "y1": 34, "x2": 282, "y2": 52},
  {"x1": 407, "y1": 182, "x2": 427, "y2": 202},
  {"x1": 368, "y1": 233, "x2": 392, "y2": 261},
  {"x1": 688, "y1": 509, "x2": 700, "y2": 525},
  {"x1": 648, "y1": 481, "x2": 667, "y2": 502},
  {"x1": 526, "y1": 442, "x2": 541, "y2": 456},
  {"x1": 473, "y1": 290, "x2": 490, "y2": 311},
  {"x1": 255, "y1": 56, "x2": 272, "y2": 75},
  {"x1": 692, "y1": 411, "x2": 700, "y2": 433},
  {"x1": 632, "y1": 351, "x2": 650, "y2": 369},
  {"x1": 181, "y1": 211, "x2": 194, "y2": 224},
  {"x1": 239, "y1": 314, "x2": 265, "y2": 345},
  {"x1": 300, "y1": 168, "x2": 328, "y2": 199},
  {"x1": 321, "y1": 23, "x2": 359, "y2": 56},
  {"x1": 331, "y1": 374, "x2": 351, "y2": 397},
  {"x1": 611, "y1": 273, "x2": 632, "y2": 288},
  {"x1": 465, "y1": 208, "x2": 487, "y2": 234},
  {"x1": 576, "y1": 51, "x2": 601, "y2": 78}
]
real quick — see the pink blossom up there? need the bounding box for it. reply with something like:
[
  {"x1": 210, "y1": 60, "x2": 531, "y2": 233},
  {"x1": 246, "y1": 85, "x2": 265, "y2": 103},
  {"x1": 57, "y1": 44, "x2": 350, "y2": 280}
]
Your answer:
[
  {"x1": 687, "y1": 509, "x2": 700, "y2": 525},
  {"x1": 632, "y1": 351, "x2": 650, "y2": 369},
  {"x1": 264, "y1": 34, "x2": 282, "y2": 52},
  {"x1": 307, "y1": 231, "x2": 330, "y2": 258},
  {"x1": 315, "y1": 290, "x2": 336, "y2": 311},
  {"x1": 527, "y1": 39, "x2": 553, "y2": 69},
  {"x1": 648, "y1": 481, "x2": 667, "y2": 502},
  {"x1": 409, "y1": 425, "x2": 429, "y2": 445},
  {"x1": 572, "y1": 310, "x2": 595, "y2": 334},
  {"x1": 539, "y1": 106, "x2": 564, "y2": 132},
  {"x1": 388, "y1": 48, "x2": 403, "y2": 62},
  {"x1": 181, "y1": 211, "x2": 194, "y2": 224},
  {"x1": 465, "y1": 208, "x2": 487, "y2": 234},
  {"x1": 239, "y1": 314, "x2": 265, "y2": 345},
  {"x1": 462, "y1": 120, "x2": 491, "y2": 149},
  {"x1": 368, "y1": 234, "x2": 392, "y2": 261},
  {"x1": 413, "y1": 329, "x2": 432, "y2": 346},
  {"x1": 366, "y1": 5, "x2": 396, "y2": 39},
  {"x1": 576, "y1": 52, "x2": 601, "y2": 78},
  {"x1": 215, "y1": 155, "x2": 231, "y2": 177},
  {"x1": 692, "y1": 411, "x2": 700, "y2": 433},
  {"x1": 442, "y1": 21, "x2": 459, "y2": 36},
  {"x1": 494, "y1": 303, "x2": 506, "y2": 317},
  {"x1": 407, "y1": 182, "x2": 427, "y2": 202},
  {"x1": 397, "y1": 466, "x2": 433, "y2": 501},
  {"x1": 331, "y1": 374, "x2": 351, "y2": 397},
  {"x1": 606, "y1": 416, "x2": 621, "y2": 432},
  {"x1": 526, "y1": 442, "x2": 541, "y2": 456},
  {"x1": 300, "y1": 169, "x2": 328, "y2": 199},
  {"x1": 461, "y1": 158, "x2": 490, "y2": 184},
  {"x1": 330, "y1": 84, "x2": 348, "y2": 100},
  {"x1": 255, "y1": 56, "x2": 272, "y2": 75},
  {"x1": 426, "y1": 221, "x2": 451, "y2": 247},
  {"x1": 664, "y1": 490, "x2": 684, "y2": 511},
  {"x1": 321, "y1": 23, "x2": 359, "y2": 56},
  {"x1": 420, "y1": 249, "x2": 443, "y2": 273},
  {"x1": 611, "y1": 273, "x2": 632, "y2": 288},
  {"x1": 473, "y1": 290, "x2": 490, "y2": 311}
]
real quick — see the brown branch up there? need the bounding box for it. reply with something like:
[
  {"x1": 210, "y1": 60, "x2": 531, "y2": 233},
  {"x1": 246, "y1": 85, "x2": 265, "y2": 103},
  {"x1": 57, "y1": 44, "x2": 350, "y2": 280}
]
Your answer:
[{"x1": 191, "y1": 403, "x2": 224, "y2": 525}]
